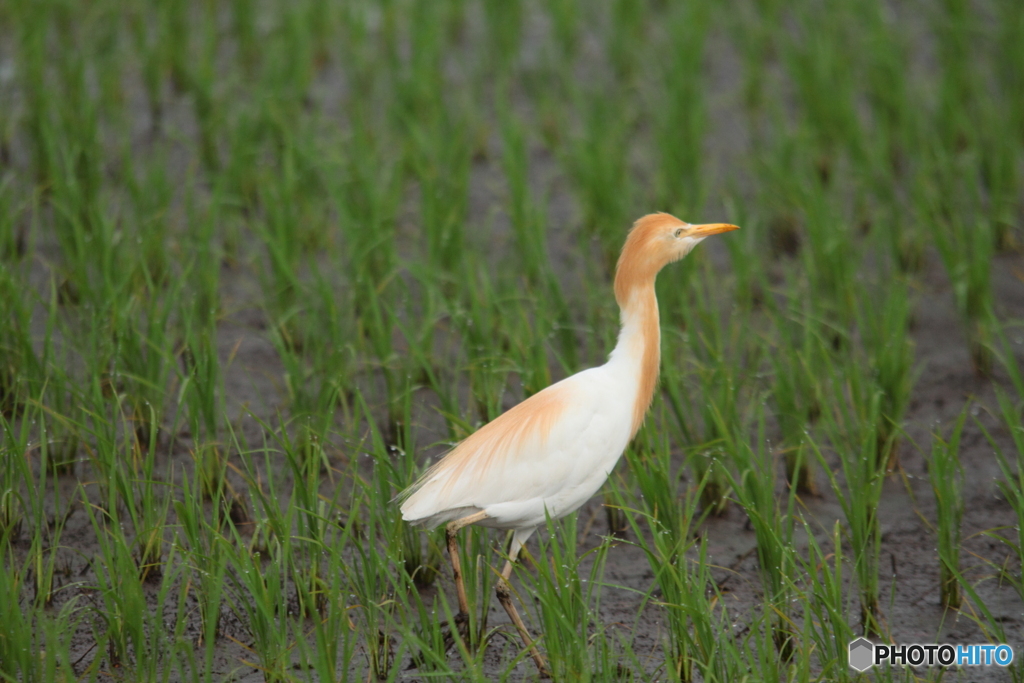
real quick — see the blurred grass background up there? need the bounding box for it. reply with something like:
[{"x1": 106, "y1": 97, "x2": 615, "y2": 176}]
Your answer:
[{"x1": 0, "y1": 0, "x2": 1023, "y2": 680}]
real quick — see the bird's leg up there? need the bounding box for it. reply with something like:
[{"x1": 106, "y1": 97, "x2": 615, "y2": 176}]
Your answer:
[
  {"x1": 445, "y1": 511, "x2": 487, "y2": 616},
  {"x1": 442, "y1": 511, "x2": 488, "y2": 651},
  {"x1": 496, "y1": 559, "x2": 551, "y2": 678}
]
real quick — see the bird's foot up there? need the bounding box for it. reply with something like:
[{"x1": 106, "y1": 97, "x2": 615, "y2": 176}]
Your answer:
[
  {"x1": 407, "y1": 612, "x2": 473, "y2": 670},
  {"x1": 440, "y1": 610, "x2": 473, "y2": 652}
]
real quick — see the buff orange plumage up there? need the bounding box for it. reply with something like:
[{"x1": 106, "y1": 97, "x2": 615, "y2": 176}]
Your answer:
[{"x1": 397, "y1": 213, "x2": 739, "y2": 675}]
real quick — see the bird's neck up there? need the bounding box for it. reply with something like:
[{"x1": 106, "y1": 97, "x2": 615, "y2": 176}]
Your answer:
[{"x1": 607, "y1": 282, "x2": 660, "y2": 439}]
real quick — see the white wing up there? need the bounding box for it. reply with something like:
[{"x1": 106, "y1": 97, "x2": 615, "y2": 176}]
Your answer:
[{"x1": 398, "y1": 366, "x2": 632, "y2": 528}]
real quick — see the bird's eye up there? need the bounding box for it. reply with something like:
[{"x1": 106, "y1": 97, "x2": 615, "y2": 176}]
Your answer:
[{"x1": 674, "y1": 228, "x2": 684, "y2": 238}]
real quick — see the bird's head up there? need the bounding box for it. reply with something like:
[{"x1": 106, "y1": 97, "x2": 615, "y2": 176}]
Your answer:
[{"x1": 614, "y1": 212, "x2": 740, "y2": 304}]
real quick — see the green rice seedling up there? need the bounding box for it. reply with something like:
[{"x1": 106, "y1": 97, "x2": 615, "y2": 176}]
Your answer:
[
  {"x1": 729, "y1": 0, "x2": 783, "y2": 115},
  {"x1": 993, "y1": 325, "x2": 1024, "y2": 403},
  {"x1": 518, "y1": 513, "x2": 610, "y2": 680},
  {"x1": 857, "y1": 281, "x2": 916, "y2": 468},
  {"x1": 392, "y1": 286, "x2": 466, "y2": 442},
  {"x1": 357, "y1": 280, "x2": 407, "y2": 442},
  {"x1": 504, "y1": 295, "x2": 556, "y2": 402},
  {"x1": 50, "y1": 58, "x2": 105, "y2": 247},
  {"x1": 80, "y1": 393, "x2": 149, "y2": 541},
  {"x1": 384, "y1": 390, "x2": 445, "y2": 592},
  {"x1": 856, "y1": 0, "x2": 915, "y2": 156},
  {"x1": 606, "y1": 0, "x2": 648, "y2": 79},
  {"x1": 267, "y1": 275, "x2": 352, "y2": 425},
  {"x1": 799, "y1": 183, "x2": 860, "y2": 327},
  {"x1": 854, "y1": 2, "x2": 928, "y2": 272},
  {"x1": 341, "y1": 494, "x2": 403, "y2": 681},
  {"x1": 742, "y1": 604, "x2": 804, "y2": 683},
  {"x1": 784, "y1": 3, "x2": 863, "y2": 171},
  {"x1": 996, "y1": 0, "x2": 1024, "y2": 138},
  {"x1": 281, "y1": 423, "x2": 335, "y2": 616},
  {"x1": 255, "y1": 144, "x2": 321, "y2": 329},
  {"x1": 950, "y1": 594, "x2": 1024, "y2": 683},
  {"x1": 182, "y1": 182, "x2": 223, "y2": 322},
  {"x1": 12, "y1": 0, "x2": 55, "y2": 189},
  {"x1": 124, "y1": 3, "x2": 166, "y2": 131},
  {"x1": 721, "y1": 203, "x2": 769, "y2": 312},
  {"x1": 183, "y1": 4, "x2": 222, "y2": 173},
  {"x1": 86, "y1": 2, "x2": 128, "y2": 120},
  {"x1": 182, "y1": 323, "x2": 226, "y2": 500},
  {"x1": 399, "y1": 585, "x2": 462, "y2": 679},
  {"x1": 630, "y1": 519, "x2": 741, "y2": 683},
  {"x1": 723, "y1": 406, "x2": 798, "y2": 660},
  {"x1": 24, "y1": 460, "x2": 70, "y2": 609},
  {"x1": 0, "y1": 265, "x2": 42, "y2": 421},
  {"x1": 875, "y1": 198, "x2": 927, "y2": 276},
  {"x1": 0, "y1": 543, "x2": 64, "y2": 683},
  {"x1": 0, "y1": 555, "x2": 31, "y2": 679},
  {"x1": 622, "y1": 428, "x2": 744, "y2": 682},
  {"x1": 291, "y1": 530, "x2": 358, "y2": 683},
  {"x1": 332, "y1": 121, "x2": 401, "y2": 294},
  {"x1": 499, "y1": 105, "x2": 558, "y2": 291},
  {"x1": 624, "y1": 419, "x2": 696, "y2": 544},
  {"x1": 116, "y1": 290, "x2": 180, "y2": 448},
  {"x1": 360, "y1": 389, "x2": 443, "y2": 595},
  {"x1": 451, "y1": 266, "x2": 515, "y2": 423},
  {"x1": 976, "y1": 114, "x2": 1020, "y2": 253},
  {"x1": 932, "y1": 0, "x2": 978, "y2": 153},
  {"x1": 258, "y1": 3, "x2": 322, "y2": 115},
  {"x1": 268, "y1": 319, "x2": 309, "y2": 420},
  {"x1": 3, "y1": 395, "x2": 70, "y2": 609},
  {"x1": 219, "y1": 111, "x2": 267, "y2": 222},
  {"x1": 36, "y1": 298, "x2": 80, "y2": 476},
  {"x1": 771, "y1": 358, "x2": 817, "y2": 496},
  {"x1": 931, "y1": 217, "x2": 995, "y2": 375},
  {"x1": 180, "y1": 259, "x2": 225, "y2": 499},
  {"x1": 795, "y1": 520, "x2": 854, "y2": 680},
  {"x1": 811, "y1": 379, "x2": 887, "y2": 635},
  {"x1": 358, "y1": 391, "x2": 493, "y2": 666},
  {"x1": 0, "y1": 411, "x2": 28, "y2": 545},
  {"x1": 754, "y1": 133, "x2": 807, "y2": 261},
  {"x1": 399, "y1": 0, "x2": 448, "y2": 118},
  {"x1": 770, "y1": 295, "x2": 830, "y2": 495},
  {"x1": 545, "y1": 0, "x2": 580, "y2": 59},
  {"x1": 159, "y1": 0, "x2": 190, "y2": 93},
  {"x1": 406, "y1": 106, "x2": 473, "y2": 282},
  {"x1": 0, "y1": 178, "x2": 28, "y2": 262},
  {"x1": 917, "y1": 140, "x2": 996, "y2": 374},
  {"x1": 688, "y1": 371, "x2": 737, "y2": 517},
  {"x1": 661, "y1": 273, "x2": 752, "y2": 516},
  {"x1": 174, "y1": 465, "x2": 230, "y2": 665},
  {"x1": 499, "y1": 108, "x2": 581, "y2": 374},
  {"x1": 46, "y1": 166, "x2": 111, "y2": 309},
  {"x1": 482, "y1": 0, "x2": 524, "y2": 74},
  {"x1": 329, "y1": 119, "x2": 403, "y2": 425},
  {"x1": 926, "y1": 406, "x2": 967, "y2": 609},
  {"x1": 563, "y1": 87, "x2": 635, "y2": 273},
  {"x1": 225, "y1": 528, "x2": 294, "y2": 683},
  {"x1": 228, "y1": 427, "x2": 317, "y2": 676},
  {"x1": 979, "y1": 389, "x2": 1024, "y2": 602},
  {"x1": 123, "y1": 144, "x2": 175, "y2": 288},
  {"x1": 113, "y1": 408, "x2": 172, "y2": 582},
  {"x1": 84, "y1": 490, "x2": 180, "y2": 674},
  {"x1": 652, "y1": 1, "x2": 710, "y2": 217}
]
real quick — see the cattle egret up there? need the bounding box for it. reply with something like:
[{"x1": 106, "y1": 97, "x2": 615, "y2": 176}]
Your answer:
[{"x1": 398, "y1": 213, "x2": 739, "y2": 674}]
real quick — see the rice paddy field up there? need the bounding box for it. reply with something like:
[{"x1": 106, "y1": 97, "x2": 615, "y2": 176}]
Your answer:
[{"x1": 1, "y1": 0, "x2": 1024, "y2": 680}]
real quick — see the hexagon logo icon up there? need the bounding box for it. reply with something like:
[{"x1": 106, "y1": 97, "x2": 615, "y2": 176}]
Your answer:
[{"x1": 848, "y1": 638, "x2": 875, "y2": 671}]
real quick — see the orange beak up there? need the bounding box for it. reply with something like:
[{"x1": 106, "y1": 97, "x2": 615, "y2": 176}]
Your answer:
[{"x1": 688, "y1": 223, "x2": 740, "y2": 237}]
